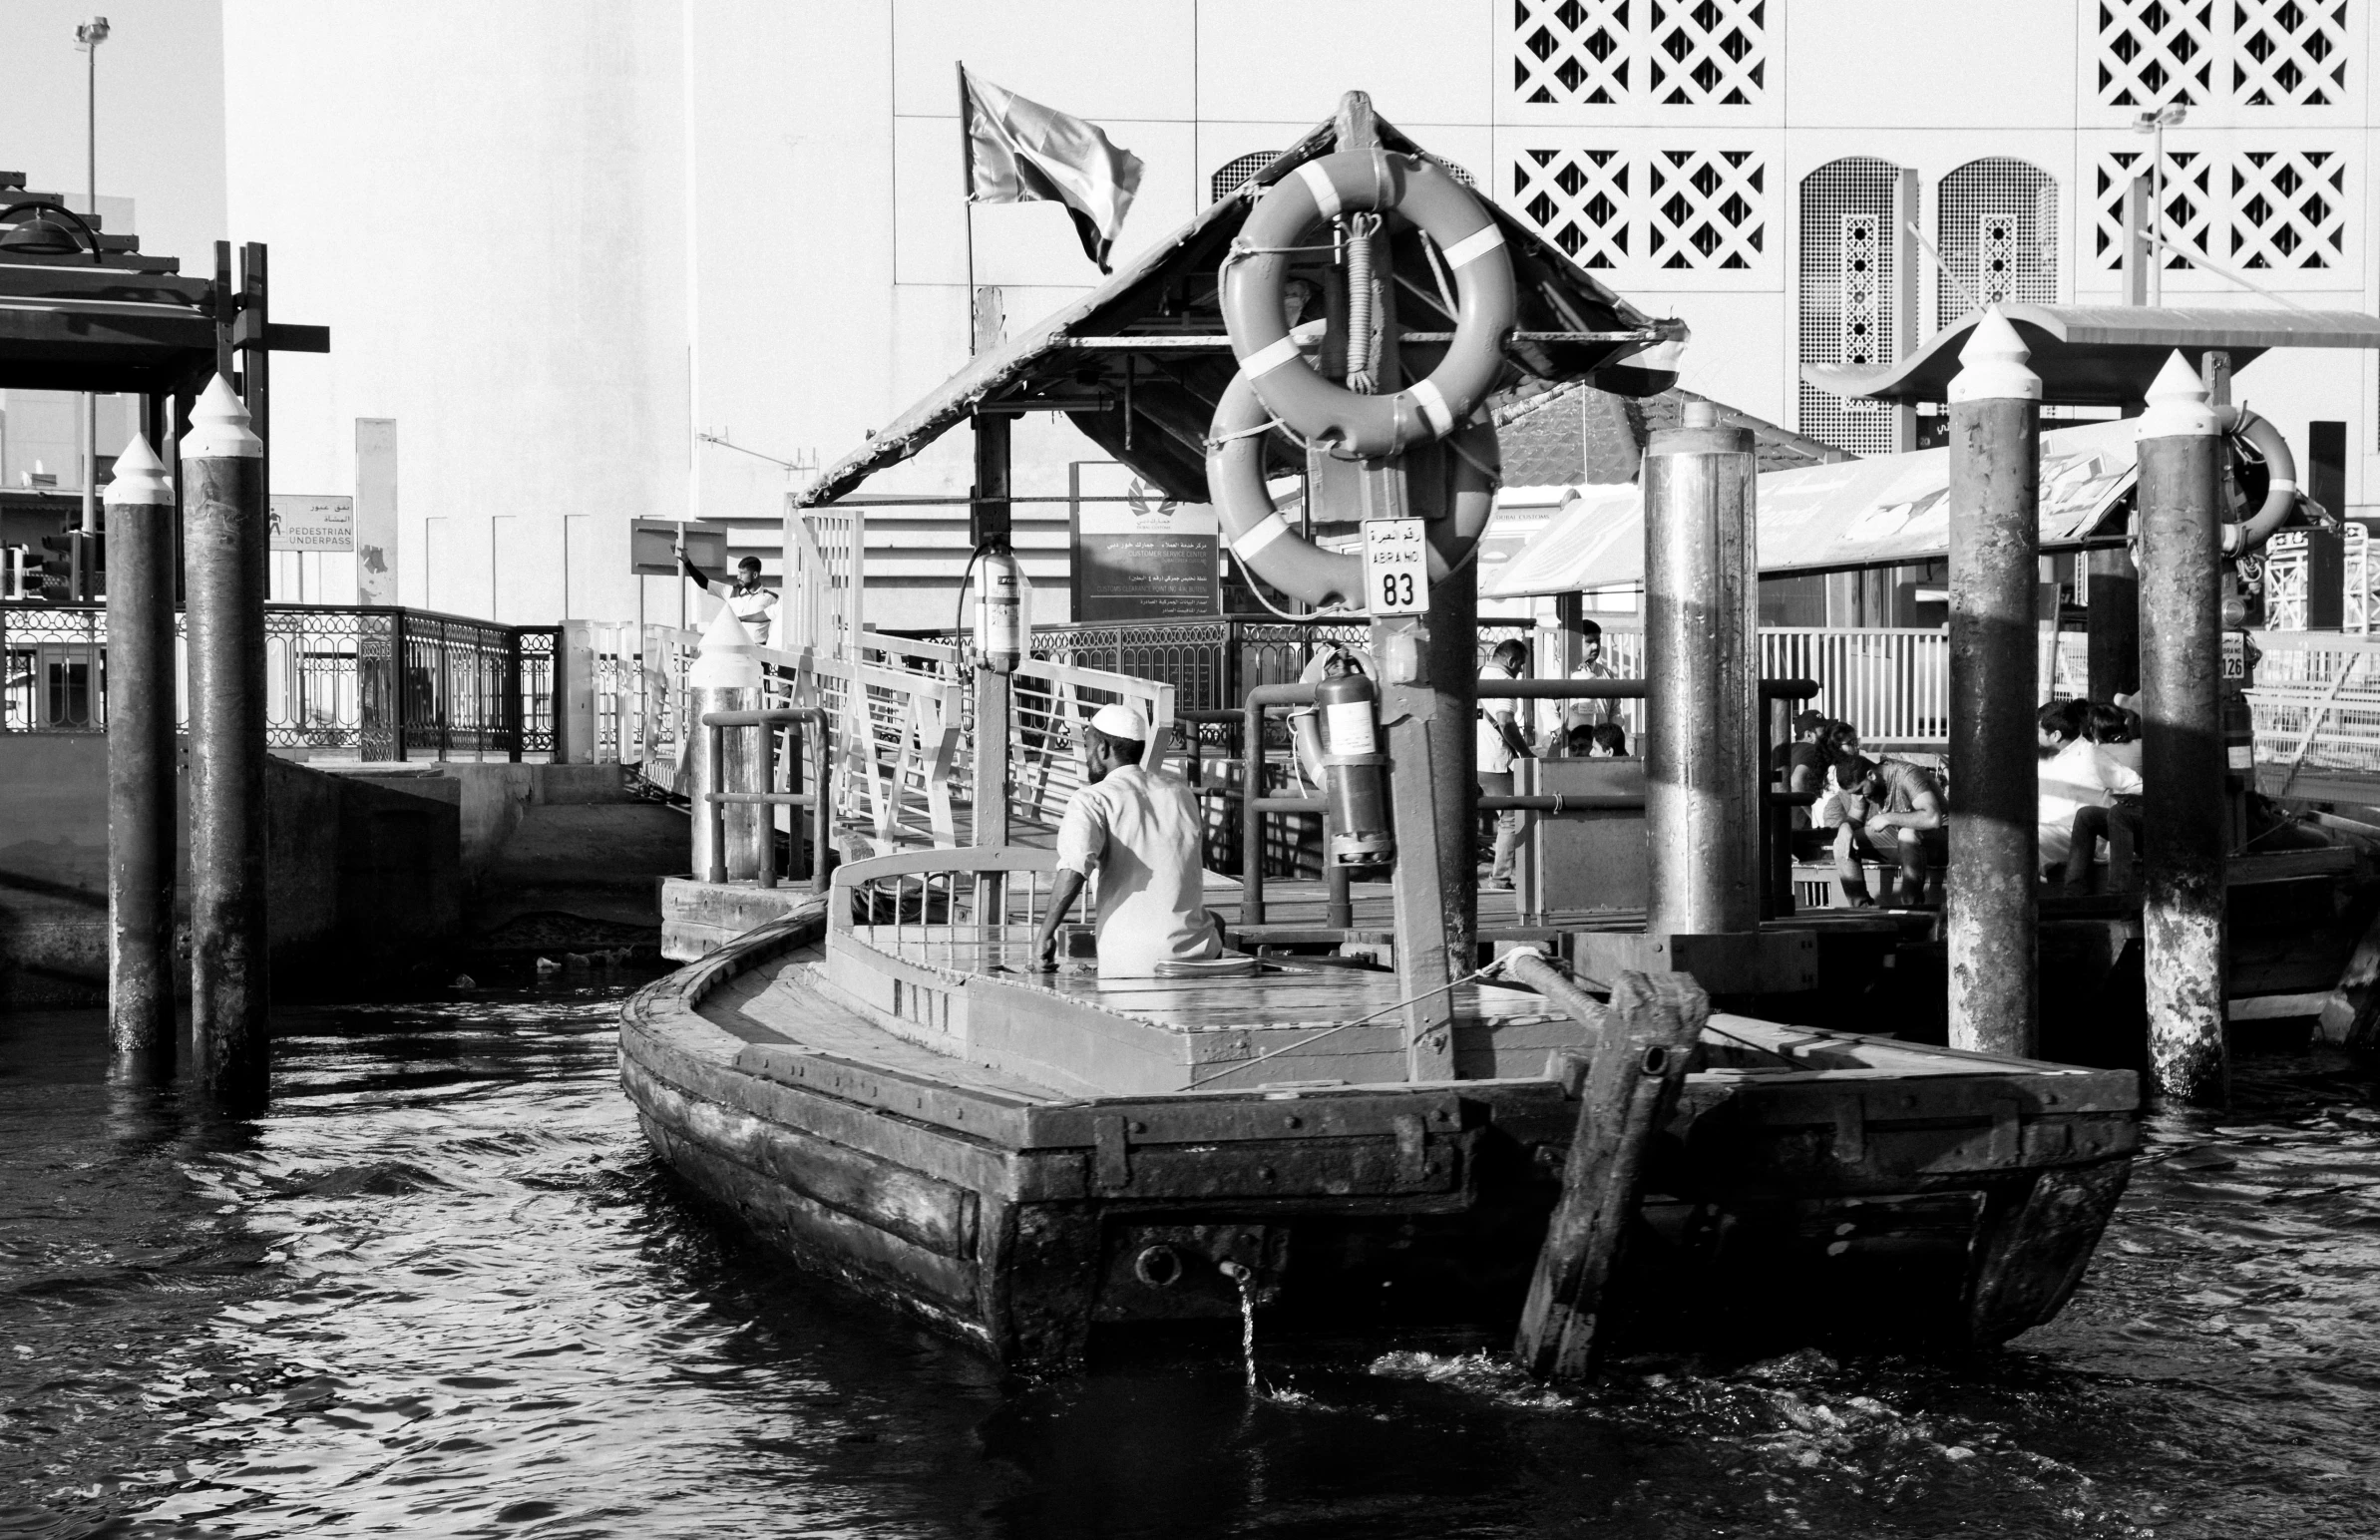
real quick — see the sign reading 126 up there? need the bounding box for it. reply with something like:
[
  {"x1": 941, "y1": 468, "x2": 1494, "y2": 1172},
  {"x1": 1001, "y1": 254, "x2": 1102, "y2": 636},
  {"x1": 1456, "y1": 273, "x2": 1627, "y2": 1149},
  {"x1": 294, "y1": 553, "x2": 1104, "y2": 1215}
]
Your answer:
[{"x1": 1362, "y1": 518, "x2": 1430, "y2": 615}]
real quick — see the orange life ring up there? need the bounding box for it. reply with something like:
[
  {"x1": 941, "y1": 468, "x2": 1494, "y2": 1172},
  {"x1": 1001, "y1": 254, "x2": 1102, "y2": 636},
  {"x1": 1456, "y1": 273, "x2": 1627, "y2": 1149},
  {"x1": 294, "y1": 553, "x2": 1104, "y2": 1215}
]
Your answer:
[
  {"x1": 1221, "y1": 150, "x2": 1517, "y2": 460},
  {"x1": 1205, "y1": 370, "x2": 1500, "y2": 610}
]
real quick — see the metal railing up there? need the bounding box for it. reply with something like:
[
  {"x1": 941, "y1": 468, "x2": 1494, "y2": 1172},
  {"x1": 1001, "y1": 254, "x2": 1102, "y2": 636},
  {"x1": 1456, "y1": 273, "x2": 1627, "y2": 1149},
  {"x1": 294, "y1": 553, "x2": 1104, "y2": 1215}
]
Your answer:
[
  {"x1": 0, "y1": 601, "x2": 559, "y2": 760},
  {"x1": 2243, "y1": 631, "x2": 2380, "y2": 792}
]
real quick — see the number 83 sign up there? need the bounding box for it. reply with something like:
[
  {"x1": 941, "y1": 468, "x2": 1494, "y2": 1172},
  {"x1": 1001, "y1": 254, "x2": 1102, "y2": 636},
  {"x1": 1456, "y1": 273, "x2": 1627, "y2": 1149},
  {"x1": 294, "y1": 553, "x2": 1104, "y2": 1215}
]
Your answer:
[{"x1": 1362, "y1": 518, "x2": 1430, "y2": 615}]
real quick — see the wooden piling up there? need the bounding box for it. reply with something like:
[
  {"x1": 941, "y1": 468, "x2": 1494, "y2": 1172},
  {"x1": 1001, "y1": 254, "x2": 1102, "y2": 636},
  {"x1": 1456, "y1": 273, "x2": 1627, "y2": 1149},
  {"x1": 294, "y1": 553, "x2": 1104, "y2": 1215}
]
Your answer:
[
  {"x1": 2136, "y1": 351, "x2": 2229, "y2": 1105},
  {"x1": 104, "y1": 434, "x2": 179, "y2": 1065},
  {"x1": 182, "y1": 374, "x2": 269, "y2": 1107},
  {"x1": 1945, "y1": 309, "x2": 2042, "y2": 1057},
  {"x1": 1509, "y1": 957, "x2": 1708, "y2": 1380}
]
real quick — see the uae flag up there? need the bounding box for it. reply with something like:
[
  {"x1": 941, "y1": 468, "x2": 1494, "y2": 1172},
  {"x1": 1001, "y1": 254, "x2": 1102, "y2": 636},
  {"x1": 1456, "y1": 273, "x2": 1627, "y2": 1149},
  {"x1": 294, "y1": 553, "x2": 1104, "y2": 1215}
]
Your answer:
[{"x1": 960, "y1": 66, "x2": 1143, "y2": 272}]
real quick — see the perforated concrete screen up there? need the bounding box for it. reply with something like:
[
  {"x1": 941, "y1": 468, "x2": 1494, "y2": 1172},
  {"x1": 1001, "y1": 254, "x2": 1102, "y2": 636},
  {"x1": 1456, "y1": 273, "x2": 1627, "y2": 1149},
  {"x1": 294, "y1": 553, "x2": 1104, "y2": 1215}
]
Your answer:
[
  {"x1": 1937, "y1": 159, "x2": 2059, "y2": 328},
  {"x1": 1798, "y1": 158, "x2": 1903, "y2": 458}
]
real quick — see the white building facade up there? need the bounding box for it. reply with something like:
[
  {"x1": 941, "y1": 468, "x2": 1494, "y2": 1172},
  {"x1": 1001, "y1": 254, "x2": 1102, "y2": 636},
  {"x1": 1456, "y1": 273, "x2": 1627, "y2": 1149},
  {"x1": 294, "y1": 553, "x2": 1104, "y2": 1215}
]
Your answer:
[{"x1": 216, "y1": 0, "x2": 2380, "y2": 632}]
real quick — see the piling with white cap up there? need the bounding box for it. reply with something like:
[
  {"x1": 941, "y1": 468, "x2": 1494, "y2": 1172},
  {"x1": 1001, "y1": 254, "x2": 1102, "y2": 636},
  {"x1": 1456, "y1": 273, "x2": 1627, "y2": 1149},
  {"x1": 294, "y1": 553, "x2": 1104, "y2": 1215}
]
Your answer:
[
  {"x1": 2136, "y1": 350, "x2": 2229, "y2": 1104},
  {"x1": 1945, "y1": 308, "x2": 2043, "y2": 1057},
  {"x1": 182, "y1": 374, "x2": 269, "y2": 1106},
  {"x1": 688, "y1": 604, "x2": 765, "y2": 882},
  {"x1": 104, "y1": 434, "x2": 180, "y2": 1066}
]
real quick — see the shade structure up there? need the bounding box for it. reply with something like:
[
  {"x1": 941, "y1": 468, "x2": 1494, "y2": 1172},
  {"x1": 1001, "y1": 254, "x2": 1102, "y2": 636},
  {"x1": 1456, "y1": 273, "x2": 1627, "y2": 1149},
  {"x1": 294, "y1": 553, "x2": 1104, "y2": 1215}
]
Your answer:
[
  {"x1": 1802, "y1": 303, "x2": 2380, "y2": 409},
  {"x1": 1484, "y1": 416, "x2": 2146, "y2": 597}
]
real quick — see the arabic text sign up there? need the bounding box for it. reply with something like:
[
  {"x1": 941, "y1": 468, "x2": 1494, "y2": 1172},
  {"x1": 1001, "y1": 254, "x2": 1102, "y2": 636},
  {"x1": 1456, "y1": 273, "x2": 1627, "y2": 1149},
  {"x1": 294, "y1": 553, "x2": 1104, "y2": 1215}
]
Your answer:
[
  {"x1": 1362, "y1": 518, "x2": 1430, "y2": 614},
  {"x1": 1072, "y1": 463, "x2": 1219, "y2": 621},
  {"x1": 269, "y1": 496, "x2": 353, "y2": 553}
]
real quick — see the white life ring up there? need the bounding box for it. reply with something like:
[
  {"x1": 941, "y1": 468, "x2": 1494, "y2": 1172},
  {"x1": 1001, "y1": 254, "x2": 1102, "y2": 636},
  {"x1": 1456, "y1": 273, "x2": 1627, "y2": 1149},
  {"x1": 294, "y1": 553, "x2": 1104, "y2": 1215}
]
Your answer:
[
  {"x1": 1221, "y1": 150, "x2": 1517, "y2": 460},
  {"x1": 1205, "y1": 370, "x2": 1500, "y2": 610}
]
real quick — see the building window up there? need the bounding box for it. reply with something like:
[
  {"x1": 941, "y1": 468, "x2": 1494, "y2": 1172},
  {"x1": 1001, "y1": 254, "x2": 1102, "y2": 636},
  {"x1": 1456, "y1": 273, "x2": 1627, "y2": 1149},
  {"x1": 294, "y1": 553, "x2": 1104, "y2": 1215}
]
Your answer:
[
  {"x1": 1511, "y1": 0, "x2": 1767, "y2": 109},
  {"x1": 1798, "y1": 158, "x2": 1903, "y2": 458},
  {"x1": 1936, "y1": 159, "x2": 2058, "y2": 326}
]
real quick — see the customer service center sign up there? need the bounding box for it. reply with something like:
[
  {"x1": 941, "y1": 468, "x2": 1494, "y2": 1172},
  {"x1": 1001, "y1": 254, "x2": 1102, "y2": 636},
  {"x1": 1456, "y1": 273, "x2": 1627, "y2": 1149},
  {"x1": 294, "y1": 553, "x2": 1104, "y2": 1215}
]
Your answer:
[
  {"x1": 1070, "y1": 463, "x2": 1218, "y2": 622},
  {"x1": 269, "y1": 495, "x2": 355, "y2": 552}
]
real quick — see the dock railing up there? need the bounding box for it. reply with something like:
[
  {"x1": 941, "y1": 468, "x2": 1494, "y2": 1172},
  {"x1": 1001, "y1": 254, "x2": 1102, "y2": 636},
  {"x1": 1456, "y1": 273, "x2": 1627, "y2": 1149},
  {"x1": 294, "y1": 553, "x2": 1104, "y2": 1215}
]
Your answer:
[{"x1": 2, "y1": 599, "x2": 559, "y2": 760}]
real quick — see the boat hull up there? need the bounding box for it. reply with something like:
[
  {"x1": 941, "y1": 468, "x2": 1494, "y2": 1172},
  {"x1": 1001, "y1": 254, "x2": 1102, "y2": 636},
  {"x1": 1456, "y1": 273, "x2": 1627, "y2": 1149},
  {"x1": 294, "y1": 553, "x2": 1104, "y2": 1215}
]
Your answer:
[{"x1": 621, "y1": 911, "x2": 2138, "y2": 1368}]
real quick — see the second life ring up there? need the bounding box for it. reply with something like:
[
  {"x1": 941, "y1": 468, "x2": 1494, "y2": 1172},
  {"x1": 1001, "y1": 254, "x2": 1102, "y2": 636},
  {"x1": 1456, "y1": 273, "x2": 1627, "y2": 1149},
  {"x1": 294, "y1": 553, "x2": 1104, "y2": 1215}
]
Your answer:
[
  {"x1": 1221, "y1": 150, "x2": 1517, "y2": 460},
  {"x1": 1205, "y1": 369, "x2": 1500, "y2": 610}
]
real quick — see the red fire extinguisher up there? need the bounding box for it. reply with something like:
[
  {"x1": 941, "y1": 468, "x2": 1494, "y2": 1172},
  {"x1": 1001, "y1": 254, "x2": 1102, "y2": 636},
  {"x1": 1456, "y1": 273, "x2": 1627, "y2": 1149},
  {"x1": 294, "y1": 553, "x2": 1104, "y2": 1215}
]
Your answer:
[
  {"x1": 975, "y1": 546, "x2": 1028, "y2": 675},
  {"x1": 1315, "y1": 666, "x2": 1393, "y2": 870}
]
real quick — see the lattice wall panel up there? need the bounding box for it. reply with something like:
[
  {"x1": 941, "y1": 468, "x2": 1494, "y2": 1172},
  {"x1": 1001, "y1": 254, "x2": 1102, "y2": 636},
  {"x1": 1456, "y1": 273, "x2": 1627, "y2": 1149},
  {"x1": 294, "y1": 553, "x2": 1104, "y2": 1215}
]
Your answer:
[
  {"x1": 2233, "y1": 0, "x2": 2350, "y2": 103},
  {"x1": 1507, "y1": 147, "x2": 1768, "y2": 276},
  {"x1": 1646, "y1": 150, "x2": 1766, "y2": 269},
  {"x1": 2095, "y1": 147, "x2": 2345, "y2": 270},
  {"x1": 1937, "y1": 158, "x2": 2060, "y2": 326},
  {"x1": 1648, "y1": 0, "x2": 1769, "y2": 106},
  {"x1": 2100, "y1": 0, "x2": 2217, "y2": 107},
  {"x1": 2229, "y1": 149, "x2": 2345, "y2": 266},
  {"x1": 1510, "y1": 0, "x2": 1767, "y2": 108}
]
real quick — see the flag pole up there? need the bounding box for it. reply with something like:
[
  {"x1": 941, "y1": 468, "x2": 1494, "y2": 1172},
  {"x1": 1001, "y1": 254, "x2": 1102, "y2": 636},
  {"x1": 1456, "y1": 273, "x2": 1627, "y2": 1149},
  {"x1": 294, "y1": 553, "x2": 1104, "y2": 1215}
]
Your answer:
[{"x1": 958, "y1": 61, "x2": 979, "y2": 356}]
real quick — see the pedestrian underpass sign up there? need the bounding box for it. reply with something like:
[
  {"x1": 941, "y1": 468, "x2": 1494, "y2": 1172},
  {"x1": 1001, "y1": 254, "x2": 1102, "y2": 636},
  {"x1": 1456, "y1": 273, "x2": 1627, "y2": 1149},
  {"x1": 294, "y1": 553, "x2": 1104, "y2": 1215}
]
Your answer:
[{"x1": 1363, "y1": 518, "x2": 1429, "y2": 615}]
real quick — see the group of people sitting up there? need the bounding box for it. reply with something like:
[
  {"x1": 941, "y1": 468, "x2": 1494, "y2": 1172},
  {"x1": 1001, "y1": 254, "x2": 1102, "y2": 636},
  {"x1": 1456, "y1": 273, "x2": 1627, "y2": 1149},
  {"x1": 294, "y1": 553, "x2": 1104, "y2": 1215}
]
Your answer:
[{"x1": 1775, "y1": 711, "x2": 1949, "y2": 908}]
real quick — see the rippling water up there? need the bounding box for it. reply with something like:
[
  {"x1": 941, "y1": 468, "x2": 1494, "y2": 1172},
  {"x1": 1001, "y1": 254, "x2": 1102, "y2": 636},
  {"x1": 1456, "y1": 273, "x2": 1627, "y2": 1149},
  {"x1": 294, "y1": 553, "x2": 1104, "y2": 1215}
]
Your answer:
[{"x1": 5, "y1": 987, "x2": 2378, "y2": 1539}]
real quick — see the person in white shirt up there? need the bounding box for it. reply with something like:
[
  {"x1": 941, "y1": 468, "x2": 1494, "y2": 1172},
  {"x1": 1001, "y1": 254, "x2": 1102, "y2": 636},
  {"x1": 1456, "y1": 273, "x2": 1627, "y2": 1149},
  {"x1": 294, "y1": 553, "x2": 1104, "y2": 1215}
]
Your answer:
[
  {"x1": 1476, "y1": 639, "x2": 1533, "y2": 892},
  {"x1": 679, "y1": 551, "x2": 780, "y2": 646},
  {"x1": 2036, "y1": 699, "x2": 2143, "y2": 870},
  {"x1": 1034, "y1": 703, "x2": 1221, "y2": 977},
  {"x1": 1544, "y1": 618, "x2": 1617, "y2": 752}
]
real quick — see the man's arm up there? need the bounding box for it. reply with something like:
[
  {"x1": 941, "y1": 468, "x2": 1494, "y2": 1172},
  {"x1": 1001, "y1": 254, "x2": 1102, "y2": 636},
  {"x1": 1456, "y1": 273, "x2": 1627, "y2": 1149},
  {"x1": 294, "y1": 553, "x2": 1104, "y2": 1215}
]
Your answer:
[
  {"x1": 677, "y1": 551, "x2": 724, "y2": 597},
  {"x1": 1494, "y1": 707, "x2": 1533, "y2": 761},
  {"x1": 1033, "y1": 869, "x2": 1088, "y2": 970},
  {"x1": 1874, "y1": 784, "x2": 1946, "y2": 832}
]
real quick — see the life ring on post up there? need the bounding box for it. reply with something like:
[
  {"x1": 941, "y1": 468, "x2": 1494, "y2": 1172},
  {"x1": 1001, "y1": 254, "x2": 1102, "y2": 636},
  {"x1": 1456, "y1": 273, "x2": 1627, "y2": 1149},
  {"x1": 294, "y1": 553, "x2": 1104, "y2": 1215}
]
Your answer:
[
  {"x1": 1221, "y1": 150, "x2": 1517, "y2": 459},
  {"x1": 1205, "y1": 370, "x2": 1500, "y2": 610}
]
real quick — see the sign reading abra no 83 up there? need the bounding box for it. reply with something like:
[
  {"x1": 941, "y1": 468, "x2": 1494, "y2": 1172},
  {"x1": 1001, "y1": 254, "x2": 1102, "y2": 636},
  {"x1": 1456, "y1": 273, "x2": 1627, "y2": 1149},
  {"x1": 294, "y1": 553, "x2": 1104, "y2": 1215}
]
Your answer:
[{"x1": 1362, "y1": 517, "x2": 1429, "y2": 615}]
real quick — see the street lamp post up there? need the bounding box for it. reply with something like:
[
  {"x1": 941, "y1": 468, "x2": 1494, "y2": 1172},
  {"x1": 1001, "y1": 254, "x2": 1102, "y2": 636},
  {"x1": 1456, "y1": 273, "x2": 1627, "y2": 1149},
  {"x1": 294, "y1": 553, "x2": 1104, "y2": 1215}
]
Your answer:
[
  {"x1": 2133, "y1": 104, "x2": 2186, "y2": 307},
  {"x1": 74, "y1": 17, "x2": 110, "y2": 577}
]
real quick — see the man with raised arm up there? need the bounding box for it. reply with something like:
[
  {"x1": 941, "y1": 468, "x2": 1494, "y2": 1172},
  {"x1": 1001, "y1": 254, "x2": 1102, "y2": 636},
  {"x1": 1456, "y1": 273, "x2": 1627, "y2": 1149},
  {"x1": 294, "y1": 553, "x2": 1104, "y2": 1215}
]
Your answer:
[
  {"x1": 1033, "y1": 703, "x2": 1222, "y2": 977},
  {"x1": 678, "y1": 549, "x2": 780, "y2": 646}
]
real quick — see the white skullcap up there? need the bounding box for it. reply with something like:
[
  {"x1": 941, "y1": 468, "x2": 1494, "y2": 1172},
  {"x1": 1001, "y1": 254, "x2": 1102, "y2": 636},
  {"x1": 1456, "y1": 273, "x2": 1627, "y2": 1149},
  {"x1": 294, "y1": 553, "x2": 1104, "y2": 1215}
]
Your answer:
[{"x1": 1089, "y1": 703, "x2": 1148, "y2": 741}]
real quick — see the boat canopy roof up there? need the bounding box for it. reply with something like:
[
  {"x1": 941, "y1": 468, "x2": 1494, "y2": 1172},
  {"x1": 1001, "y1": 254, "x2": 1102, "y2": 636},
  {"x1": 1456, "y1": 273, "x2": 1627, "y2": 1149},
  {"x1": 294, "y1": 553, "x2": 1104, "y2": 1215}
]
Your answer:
[
  {"x1": 1803, "y1": 303, "x2": 2380, "y2": 408},
  {"x1": 795, "y1": 112, "x2": 1685, "y2": 511},
  {"x1": 1485, "y1": 416, "x2": 2146, "y2": 597}
]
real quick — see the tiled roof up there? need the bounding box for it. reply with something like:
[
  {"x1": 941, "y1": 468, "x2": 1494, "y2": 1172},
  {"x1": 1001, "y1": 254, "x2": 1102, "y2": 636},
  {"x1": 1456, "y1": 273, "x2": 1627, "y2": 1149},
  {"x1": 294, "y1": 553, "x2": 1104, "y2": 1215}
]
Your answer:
[{"x1": 1492, "y1": 379, "x2": 1850, "y2": 486}]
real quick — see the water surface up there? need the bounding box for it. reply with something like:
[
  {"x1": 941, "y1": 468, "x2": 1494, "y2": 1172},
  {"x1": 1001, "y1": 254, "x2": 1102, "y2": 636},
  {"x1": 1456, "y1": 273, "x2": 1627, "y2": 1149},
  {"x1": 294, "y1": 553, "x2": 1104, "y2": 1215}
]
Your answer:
[{"x1": 4, "y1": 989, "x2": 2377, "y2": 1538}]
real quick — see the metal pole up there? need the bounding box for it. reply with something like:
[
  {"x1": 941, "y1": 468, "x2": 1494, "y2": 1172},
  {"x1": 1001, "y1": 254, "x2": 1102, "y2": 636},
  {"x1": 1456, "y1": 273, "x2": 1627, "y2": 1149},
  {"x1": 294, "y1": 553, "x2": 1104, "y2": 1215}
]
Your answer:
[
  {"x1": 105, "y1": 434, "x2": 176, "y2": 1065},
  {"x1": 688, "y1": 605, "x2": 762, "y2": 883},
  {"x1": 1944, "y1": 309, "x2": 2042, "y2": 1057},
  {"x1": 2086, "y1": 549, "x2": 2140, "y2": 699},
  {"x1": 2137, "y1": 350, "x2": 2229, "y2": 1103},
  {"x1": 1642, "y1": 401, "x2": 1760, "y2": 937},
  {"x1": 182, "y1": 375, "x2": 268, "y2": 1107}
]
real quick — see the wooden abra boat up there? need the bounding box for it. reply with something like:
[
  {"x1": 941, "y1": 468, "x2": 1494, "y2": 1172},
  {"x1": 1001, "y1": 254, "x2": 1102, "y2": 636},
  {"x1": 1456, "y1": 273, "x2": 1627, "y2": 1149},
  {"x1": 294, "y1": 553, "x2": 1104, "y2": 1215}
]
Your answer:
[{"x1": 621, "y1": 848, "x2": 2140, "y2": 1368}]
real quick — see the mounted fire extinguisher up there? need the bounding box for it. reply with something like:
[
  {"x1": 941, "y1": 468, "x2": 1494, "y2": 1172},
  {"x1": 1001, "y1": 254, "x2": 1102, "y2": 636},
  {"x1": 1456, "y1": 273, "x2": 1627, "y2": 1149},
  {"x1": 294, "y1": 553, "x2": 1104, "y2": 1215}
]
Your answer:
[
  {"x1": 1315, "y1": 664, "x2": 1393, "y2": 870},
  {"x1": 974, "y1": 545, "x2": 1028, "y2": 675}
]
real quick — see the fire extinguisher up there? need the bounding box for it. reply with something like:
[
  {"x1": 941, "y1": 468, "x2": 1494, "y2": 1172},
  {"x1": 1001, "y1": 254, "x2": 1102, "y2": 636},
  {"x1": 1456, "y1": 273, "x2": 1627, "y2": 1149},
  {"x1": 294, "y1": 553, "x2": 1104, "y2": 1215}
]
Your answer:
[
  {"x1": 974, "y1": 546, "x2": 1028, "y2": 675},
  {"x1": 1315, "y1": 666, "x2": 1393, "y2": 869}
]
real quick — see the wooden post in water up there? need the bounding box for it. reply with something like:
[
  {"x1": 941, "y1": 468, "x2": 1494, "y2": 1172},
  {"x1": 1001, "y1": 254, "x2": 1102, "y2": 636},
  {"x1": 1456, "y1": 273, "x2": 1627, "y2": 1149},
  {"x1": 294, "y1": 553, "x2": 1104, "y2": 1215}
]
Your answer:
[
  {"x1": 1944, "y1": 309, "x2": 2042, "y2": 1057},
  {"x1": 105, "y1": 434, "x2": 179, "y2": 1065},
  {"x1": 2137, "y1": 351, "x2": 2229, "y2": 1104},
  {"x1": 1510, "y1": 958, "x2": 1707, "y2": 1379},
  {"x1": 183, "y1": 374, "x2": 269, "y2": 1107}
]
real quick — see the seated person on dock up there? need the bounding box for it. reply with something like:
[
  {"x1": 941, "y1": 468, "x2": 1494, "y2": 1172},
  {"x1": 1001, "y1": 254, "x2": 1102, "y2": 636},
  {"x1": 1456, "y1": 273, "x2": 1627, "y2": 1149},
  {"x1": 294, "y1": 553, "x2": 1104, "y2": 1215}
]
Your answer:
[
  {"x1": 2036, "y1": 699, "x2": 2142, "y2": 876},
  {"x1": 1034, "y1": 703, "x2": 1224, "y2": 977},
  {"x1": 1770, "y1": 709, "x2": 1830, "y2": 828},
  {"x1": 1832, "y1": 753, "x2": 1947, "y2": 908}
]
